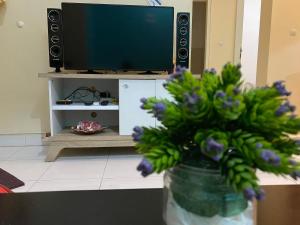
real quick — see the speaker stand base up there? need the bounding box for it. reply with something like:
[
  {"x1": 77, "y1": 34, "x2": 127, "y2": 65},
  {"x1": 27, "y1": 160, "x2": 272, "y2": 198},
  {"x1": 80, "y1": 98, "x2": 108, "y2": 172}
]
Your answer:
[
  {"x1": 54, "y1": 68, "x2": 62, "y2": 73},
  {"x1": 138, "y1": 71, "x2": 159, "y2": 75},
  {"x1": 78, "y1": 70, "x2": 103, "y2": 74}
]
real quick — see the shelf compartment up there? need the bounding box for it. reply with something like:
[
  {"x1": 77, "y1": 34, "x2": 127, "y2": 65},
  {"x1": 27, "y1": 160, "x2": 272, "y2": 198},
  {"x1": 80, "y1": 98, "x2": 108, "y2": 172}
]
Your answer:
[
  {"x1": 43, "y1": 127, "x2": 134, "y2": 147},
  {"x1": 52, "y1": 103, "x2": 119, "y2": 111}
]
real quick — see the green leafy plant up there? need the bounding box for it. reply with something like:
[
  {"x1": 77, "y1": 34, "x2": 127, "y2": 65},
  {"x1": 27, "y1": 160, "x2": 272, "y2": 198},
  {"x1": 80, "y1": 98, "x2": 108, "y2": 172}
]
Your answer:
[{"x1": 133, "y1": 64, "x2": 300, "y2": 201}]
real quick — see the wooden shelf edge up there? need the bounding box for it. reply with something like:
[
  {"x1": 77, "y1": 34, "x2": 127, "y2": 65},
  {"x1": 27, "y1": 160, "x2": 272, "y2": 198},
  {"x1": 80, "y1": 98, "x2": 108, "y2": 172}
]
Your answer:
[
  {"x1": 43, "y1": 128, "x2": 133, "y2": 143},
  {"x1": 39, "y1": 72, "x2": 201, "y2": 80},
  {"x1": 39, "y1": 72, "x2": 171, "y2": 80}
]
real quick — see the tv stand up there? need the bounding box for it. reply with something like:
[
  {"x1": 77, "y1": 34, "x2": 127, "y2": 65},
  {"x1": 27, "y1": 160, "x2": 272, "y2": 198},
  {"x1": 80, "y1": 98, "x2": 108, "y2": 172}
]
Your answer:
[
  {"x1": 138, "y1": 71, "x2": 159, "y2": 75},
  {"x1": 78, "y1": 70, "x2": 103, "y2": 74},
  {"x1": 38, "y1": 72, "x2": 191, "y2": 162}
]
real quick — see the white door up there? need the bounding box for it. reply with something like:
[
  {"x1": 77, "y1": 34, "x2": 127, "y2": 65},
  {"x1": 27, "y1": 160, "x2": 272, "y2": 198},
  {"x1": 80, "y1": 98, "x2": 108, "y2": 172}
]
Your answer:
[
  {"x1": 241, "y1": 0, "x2": 262, "y2": 85},
  {"x1": 119, "y1": 80, "x2": 156, "y2": 135}
]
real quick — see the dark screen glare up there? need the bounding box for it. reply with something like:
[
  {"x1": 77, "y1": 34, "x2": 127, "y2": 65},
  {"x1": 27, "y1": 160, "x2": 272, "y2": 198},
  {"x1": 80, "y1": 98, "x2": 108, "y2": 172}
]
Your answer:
[{"x1": 62, "y1": 3, "x2": 174, "y2": 71}]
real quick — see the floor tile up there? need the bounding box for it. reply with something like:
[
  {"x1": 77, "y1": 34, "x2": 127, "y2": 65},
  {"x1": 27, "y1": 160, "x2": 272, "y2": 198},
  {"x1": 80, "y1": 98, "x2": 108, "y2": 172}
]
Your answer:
[
  {"x1": 100, "y1": 177, "x2": 164, "y2": 190},
  {"x1": 40, "y1": 157, "x2": 108, "y2": 180},
  {"x1": 103, "y1": 155, "x2": 142, "y2": 179},
  {"x1": 58, "y1": 148, "x2": 109, "y2": 160},
  {"x1": 7, "y1": 146, "x2": 46, "y2": 160},
  {"x1": 108, "y1": 147, "x2": 139, "y2": 156},
  {"x1": 29, "y1": 179, "x2": 101, "y2": 192},
  {"x1": 0, "y1": 160, "x2": 52, "y2": 181},
  {"x1": 13, "y1": 181, "x2": 36, "y2": 193},
  {"x1": 104, "y1": 155, "x2": 162, "y2": 179}
]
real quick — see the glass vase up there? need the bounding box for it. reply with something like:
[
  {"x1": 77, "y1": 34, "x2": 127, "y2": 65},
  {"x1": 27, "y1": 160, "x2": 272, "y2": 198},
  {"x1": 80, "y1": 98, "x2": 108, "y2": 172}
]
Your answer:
[{"x1": 163, "y1": 163, "x2": 254, "y2": 225}]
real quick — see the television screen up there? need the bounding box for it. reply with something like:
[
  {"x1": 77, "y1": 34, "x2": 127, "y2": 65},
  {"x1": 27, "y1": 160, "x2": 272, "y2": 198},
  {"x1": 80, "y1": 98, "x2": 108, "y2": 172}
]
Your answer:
[{"x1": 62, "y1": 3, "x2": 174, "y2": 71}]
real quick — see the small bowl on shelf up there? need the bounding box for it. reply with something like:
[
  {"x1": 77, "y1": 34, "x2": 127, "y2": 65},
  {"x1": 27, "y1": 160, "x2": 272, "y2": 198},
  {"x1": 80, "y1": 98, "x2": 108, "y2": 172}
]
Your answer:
[{"x1": 71, "y1": 121, "x2": 106, "y2": 135}]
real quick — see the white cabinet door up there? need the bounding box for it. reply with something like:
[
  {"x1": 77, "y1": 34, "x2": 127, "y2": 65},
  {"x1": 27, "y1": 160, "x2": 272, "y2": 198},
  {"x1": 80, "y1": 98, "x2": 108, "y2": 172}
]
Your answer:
[
  {"x1": 155, "y1": 80, "x2": 173, "y2": 100},
  {"x1": 119, "y1": 80, "x2": 156, "y2": 135},
  {"x1": 155, "y1": 80, "x2": 173, "y2": 127}
]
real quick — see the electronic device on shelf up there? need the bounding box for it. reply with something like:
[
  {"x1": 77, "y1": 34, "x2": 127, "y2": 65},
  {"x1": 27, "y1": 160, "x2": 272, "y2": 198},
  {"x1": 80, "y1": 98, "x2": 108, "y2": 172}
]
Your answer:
[
  {"x1": 57, "y1": 87, "x2": 115, "y2": 106},
  {"x1": 100, "y1": 101, "x2": 109, "y2": 106},
  {"x1": 47, "y1": 3, "x2": 174, "y2": 73},
  {"x1": 84, "y1": 101, "x2": 94, "y2": 106},
  {"x1": 56, "y1": 100, "x2": 73, "y2": 105}
]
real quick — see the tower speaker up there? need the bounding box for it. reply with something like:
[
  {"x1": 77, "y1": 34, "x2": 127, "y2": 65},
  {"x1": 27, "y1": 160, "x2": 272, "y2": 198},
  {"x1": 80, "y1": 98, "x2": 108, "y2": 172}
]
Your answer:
[
  {"x1": 176, "y1": 13, "x2": 190, "y2": 68},
  {"x1": 47, "y1": 8, "x2": 63, "y2": 72}
]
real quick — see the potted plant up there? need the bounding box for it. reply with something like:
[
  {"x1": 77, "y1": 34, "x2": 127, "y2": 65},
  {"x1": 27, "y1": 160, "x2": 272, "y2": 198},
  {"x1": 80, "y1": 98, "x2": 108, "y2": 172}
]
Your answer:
[{"x1": 133, "y1": 64, "x2": 300, "y2": 225}]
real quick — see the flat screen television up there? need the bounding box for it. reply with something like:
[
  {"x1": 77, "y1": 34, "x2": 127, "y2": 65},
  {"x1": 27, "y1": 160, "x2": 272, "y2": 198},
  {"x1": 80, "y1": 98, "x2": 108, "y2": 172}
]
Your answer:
[{"x1": 61, "y1": 3, "x2": 174, "y2": 72}]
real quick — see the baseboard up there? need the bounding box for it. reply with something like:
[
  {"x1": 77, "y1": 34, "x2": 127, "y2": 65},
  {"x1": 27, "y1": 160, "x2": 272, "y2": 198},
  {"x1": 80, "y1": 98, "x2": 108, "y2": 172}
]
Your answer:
[{"x1": 0, "y1": 134, "x2": 44, "y2": 147}]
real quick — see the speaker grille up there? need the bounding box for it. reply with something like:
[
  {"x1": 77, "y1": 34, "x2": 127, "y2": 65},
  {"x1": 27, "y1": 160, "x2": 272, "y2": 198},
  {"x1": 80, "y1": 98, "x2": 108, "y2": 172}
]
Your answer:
[
  {"x1": 176, "y1": 13, "x2": 190, "y2": 68},
  {"x1": 47, "y1": 8, "x2": 63, "y2": 71}
]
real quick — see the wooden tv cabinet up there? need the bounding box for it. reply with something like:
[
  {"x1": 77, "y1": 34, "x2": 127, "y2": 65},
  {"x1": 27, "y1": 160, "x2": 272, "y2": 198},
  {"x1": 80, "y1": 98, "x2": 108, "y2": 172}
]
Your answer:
[{"x1": 39, "y1": 72, "x2": 173, "y2": 162}]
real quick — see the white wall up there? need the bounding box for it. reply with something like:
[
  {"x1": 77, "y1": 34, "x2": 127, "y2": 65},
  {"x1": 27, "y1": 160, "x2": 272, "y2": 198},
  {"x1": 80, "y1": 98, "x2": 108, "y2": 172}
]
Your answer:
[{"x1": 240, "y1": 0, "x2": 261, "y2": 85}]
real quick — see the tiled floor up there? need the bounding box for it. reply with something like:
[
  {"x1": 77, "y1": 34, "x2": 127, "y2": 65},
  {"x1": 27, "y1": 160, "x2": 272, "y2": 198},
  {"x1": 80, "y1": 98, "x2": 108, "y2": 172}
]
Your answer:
[
  {"x1": 0, "y1": 145, "x2": 298, "y2": 193},
  {"x1": 0, "y1": 146, "x2": 164, "y2": 193}
]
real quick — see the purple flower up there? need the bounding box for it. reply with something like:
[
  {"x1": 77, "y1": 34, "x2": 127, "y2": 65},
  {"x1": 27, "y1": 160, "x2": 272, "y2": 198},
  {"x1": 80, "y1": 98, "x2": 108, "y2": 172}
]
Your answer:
[
  {"x1": 207, "y1": 138, "x2": 224, "y2": 153},
  {"x1": 153, "y1": 103, "x2": 166, "y2": 121},
  {"x1": 153, "y1": 103, "x2": 166, "y2": 113},
  {"x1": 289, "y1": 159, "x2": 298, "y2": 166},
  {"x1": 184, "y1": 92, "x2": 200, "y2": 111},
  {"x1": 275, "y1": 104, "x2": 290, "y2": 116},
  {"x1": 260, "y1": 150, "x2": 281, "y2": 166},
  {"x1": 223, "y1": 101, "x2": 234, "y2": 109},
  {"x1": 132, "y1": 126, "x2": 144, "y2": 142},
  {"x1": 203, "y1": 138, "x2": 224, "y2": 161},
  {"x1": 140, "y1": 97, "x2": 147, "y2": 104},
  {"x1": 256, "y1": 189, "x2": 266, "y2": 201},
  {"x1": 175, "y1": 65, "x2": 187, "y2": 74},
  {"x1": 256, "y1": 143, "x2": 263, "y2": 149},
  {"x1": 140, "y1": 98, "x2": 148, "y2": 109},
  {"x1": 273, "y1": 81, "x2": 291, "y2": 96},
  {"x1": 173, "y1": 66, "x2": 187, "y2": 79},
  {"x1": 234, "y1": 100, "x2": 240, "y2": 107},
  {"x1": 291, "y1": 171, "x2": 300, "y2": 180},
  {"x1": 165, "y1": 66, "x2": 187, "y2": 84},
  {"x1": 204, "y1": 68, "x2": 217, "y2": 75},
  {"x1": 133, "y1": 126, "x2": 143, "y2": 134},
  {"x1": 234, "y1": 100, "x2": 241, "y2": 107},
  {"x1": 184, "y1": 93, "x2": 199, "y2": 105},
  {"x1": 228, "y1": 96, "x2": 233, "y2": 102},
  {"x1": 243, "y1": 188, "x2": 256, "y2": 201},
  {"x1": 283, "y1": 101, "x2": 296, "y2": 112},
  {"x1": 295, "y1": 140, "x2": 300, "y2": 146},
  {"x1": 275, "y1": 101, "x2": 296, "y2": 116},
  {"x1": 216, "y1": 91, "x2": 226, "y2": 98},
  {"x1": 212, "y1": 155, "x2": 222, "y2": 161},
  {"x1": 233, "y1": 87, "x2": 241, "y2": 95},
  {"x1": 137, "y1": 158, "x2": 154, "y2": 177}
]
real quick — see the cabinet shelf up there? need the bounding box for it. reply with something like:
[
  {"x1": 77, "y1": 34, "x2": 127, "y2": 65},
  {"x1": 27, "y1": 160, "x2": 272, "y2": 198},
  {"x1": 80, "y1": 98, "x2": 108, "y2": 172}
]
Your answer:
[
  {"x1": 44, "y1": 127, "x2": 132, "y2": 142},
  {"x1": 52, "y1": 103, "x2": 119, "y2": 111}
]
